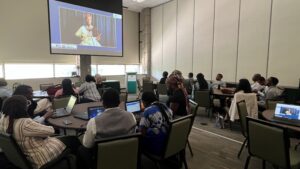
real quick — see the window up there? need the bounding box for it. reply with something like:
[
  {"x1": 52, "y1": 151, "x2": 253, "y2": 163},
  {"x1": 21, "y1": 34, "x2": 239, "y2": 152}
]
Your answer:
[
  {"x1": 125, "y1": 65, "x2": 140, "y2": 73},
  {"x1": 5, "y1": 64, "x2": 53, "y2": 80},
  {"x1": 0, "y1": 65, "x2": 3, "y2": 78},
  {"x1": 55, "y1": 64, "x2": 77, "y2": 77},
  {"x1": 97, "y1": 65, "x2": 125, "y2": 76},
  {"x1": 91, "y1": 65, "x2": 97, "y2": 76}
]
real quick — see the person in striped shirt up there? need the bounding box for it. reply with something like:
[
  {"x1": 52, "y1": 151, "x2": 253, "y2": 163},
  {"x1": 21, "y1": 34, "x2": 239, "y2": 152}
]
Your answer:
[
  {"x1": 0, "y1": 95, "x2": 66, "y2": 169},
  {"x1": 79, "y1": 74, "x2": 101, "y2": 103}
]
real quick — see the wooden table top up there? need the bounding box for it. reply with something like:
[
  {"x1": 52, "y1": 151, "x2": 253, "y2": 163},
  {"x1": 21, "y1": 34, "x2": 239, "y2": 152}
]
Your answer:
[
  {"x1": 47, "y1": 102, "x2": 126, "y2": 130},
  {"x1": 212, "y1": 88, "x2": 235, "y2": 97},
  {"x1": 262, "y1": 109, "x2": 300, "y2": 132}
]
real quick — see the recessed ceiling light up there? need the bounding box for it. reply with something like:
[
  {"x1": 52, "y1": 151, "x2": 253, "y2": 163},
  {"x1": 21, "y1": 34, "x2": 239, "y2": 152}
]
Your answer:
[{"x1": 133, "y1": 0, "x2": 145, "y2": 3}]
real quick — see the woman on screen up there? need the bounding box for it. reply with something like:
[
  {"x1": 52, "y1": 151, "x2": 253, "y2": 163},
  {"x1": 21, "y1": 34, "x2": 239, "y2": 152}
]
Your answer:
[{"x1": 75, "y1": 13, "x2": 102, "y2": 47}]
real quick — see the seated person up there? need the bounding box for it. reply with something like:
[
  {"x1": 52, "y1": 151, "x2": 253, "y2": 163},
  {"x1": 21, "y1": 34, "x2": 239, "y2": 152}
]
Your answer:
[
  {"x1": 79, "y1": 88, "x2": 136, "y2": 169},
  {"x1": 211, "y1": 73, "x2": 226, "y2": 89},
  {"x1": 94, "y1": 74, "x2": 103, "y2": 89},
  {"x1": 0, "y1": 78, "x2": 12, "y2": 99},
  {"x1": 55, "y1": 78, "x2": 78, "y2": 98},
  {"x1": 166, "y1": 70, "x2": 190, "y2": 116},
  {"x1": 13, "y1": 85, "x2": 52, "y2": 124},
  {"x1": 159, "y1": 71, "x2": 168, "y2": 84},
  {"x1": 195, "y1": 73, "x2": 209, "y2": 90},
  {"x1": 251, "y1": 73, "x2": 264, "y2": 92},
  {"x1": 0, "y1": 95, "x2": 66, "y2": 169},
  {"x1": 235, "y1": 79, "x2": 252, "y2": 94},
  {"x1": 186, "y1": 72, "x2": 194, "y2": 94},
  {"x1": 258, "y1": 77, "x2": 283, "y2": 105},
  {"x1": 139, "y1": 92, "x2": 173, "y2": 155},
  {"x1": 79, "y1": 74, "x2": 101, "y2": 102}
]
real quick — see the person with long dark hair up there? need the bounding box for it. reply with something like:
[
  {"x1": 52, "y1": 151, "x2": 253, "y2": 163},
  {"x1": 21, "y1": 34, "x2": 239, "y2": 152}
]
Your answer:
[
  {"x1": 55, "y1": 78, "x2": 78, "y2": 97},
  {"x1": 0, "y1": 95, "x2": 66, "y2": 169},
  {"x1": 195, "y1": 73, "x2": 208, "y2": 90},
  {"x1": 235, "y1": 79, "x2": 252, "y2": 93}
]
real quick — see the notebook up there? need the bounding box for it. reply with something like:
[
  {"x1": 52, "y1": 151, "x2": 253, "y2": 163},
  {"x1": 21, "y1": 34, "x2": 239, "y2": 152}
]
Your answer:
[
  {"x1": 272, "y1": 103, "x2": 300, "y2": 127},
  {"x1": 52, "y1": 96, "x2": 77, "y2": 118},
  {"x1": 74, "y1": 106, "x2": 105, "y2": 120},
  {"x1": 125, "y1": 100, "x2": 142, "y2": 113}
]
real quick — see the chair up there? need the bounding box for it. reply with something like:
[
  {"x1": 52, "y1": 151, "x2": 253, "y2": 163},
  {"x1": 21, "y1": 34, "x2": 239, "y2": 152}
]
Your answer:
[
  {"x1": 74, "y1": 81, "x2": 83, "y2": 88},
  {"x1": 52, "y1": 96, "x2": 70, "y2": 109},
  {"x1": 194, "y1": 90, "x2": 212, "y2": 118},
  {"x1": 156, "y1": 84, "x2": 168, "y2": 101},
  {"x1": 95, "y1": 134, "x2": 141, "y2": 169},
  {"x1": 119, "y1": 91, "x2": 128, "y2": 103},
  {"x1": 187, "y1": 99, "x2": 199, "y2": 157},
  {"x1": 143, "y1": 81, "x2": 154, "y2": 93},
  {"x1": 244, "y1": 117, "x2": 300, "y2": 169},
  {"x1": 40, "y1": 83, "x2": 54, "y2": 91},
  {"x1": 0, "y1": 133, "x2": 76, "y2": 169},
  {"x1": 265, "y1": 99, "x2": 284, "y2": 110},
  {"x1": 236, "y1": 100, "x2": 248, "y2": 158},
  {"x1": 144, "y1": 114, "x2": 193, "y2": 169}
]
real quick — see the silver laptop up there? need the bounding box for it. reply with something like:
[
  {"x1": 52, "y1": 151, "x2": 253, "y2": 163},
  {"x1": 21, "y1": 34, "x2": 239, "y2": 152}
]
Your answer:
[
  {"x1": 125, "y1": 100, "x2": 142, "y2": 113},
  {"x1": 52, "y1": 96, "x2": 77, "y2": 118},
  {"x1": 272, "y1": 103, "x2": 300, "y2": 127}
]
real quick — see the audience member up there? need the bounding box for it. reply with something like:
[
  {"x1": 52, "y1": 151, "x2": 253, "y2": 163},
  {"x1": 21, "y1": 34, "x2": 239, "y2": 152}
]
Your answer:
[
  {"x1": 235, "y1": 79, "x2": 252, "y2": 94},
  {"x1": 185, "y1": 72, "x2": 194, "y2": 94},
  {"x1": 54, "y1": 78, "x2": 78, "y2": 98},
  {"x1": 251, "y1": 73, "x2": 263, "y2": 92},
  {"x1": 159, "y1": 71, "x2": 168, "y2": 84},
  {"x1": 211, "y1": 74, "x2": 226, "y2": 89},
  {"x1": 0, "y1": 95, "x2": 66, "y2": 169},
  {"x1": 79, "y1": 74, "x2": 101, "y2": 102},
  {"x1": 139, "y1": 92, "x2": 172, "y2": 155},
  {"x1": 13, "y1": 85, "x2": 52, "y2": 124},
  {"x1": 0, "y1": 78, "x2": 12, "y2": 99},
  {"x1": 94, "y1": 74, "x2": 103, "y2": 89},
  {"x1": 259, "y1": 77, "x2": 283, "y2": 101},
  {"x1": 79, "y1": 89, "x2": 136, "y2": 168},
  {"x1": 166, "y1": 70, "x2": 190, "y2": 116},
  {"x1": 195, "y1": 73, "x2": 209, "y2": 90}
]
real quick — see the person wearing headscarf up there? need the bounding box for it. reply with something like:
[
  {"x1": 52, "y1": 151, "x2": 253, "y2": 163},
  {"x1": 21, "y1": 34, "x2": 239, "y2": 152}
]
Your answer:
[{"x1": 166, "y1": 70, "x2": 190, "y2": 116}]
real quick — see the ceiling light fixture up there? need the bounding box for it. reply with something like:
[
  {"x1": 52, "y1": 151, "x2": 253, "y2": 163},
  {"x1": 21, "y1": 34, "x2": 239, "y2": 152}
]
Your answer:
[{"x1": 133, "y1": 0, "x2": 145, "y2": 3}]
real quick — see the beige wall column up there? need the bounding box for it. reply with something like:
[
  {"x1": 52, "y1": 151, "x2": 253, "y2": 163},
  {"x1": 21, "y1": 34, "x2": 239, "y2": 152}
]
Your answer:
[{"x1": 140, "y1": 8, "x2": 151, "y2": 75}]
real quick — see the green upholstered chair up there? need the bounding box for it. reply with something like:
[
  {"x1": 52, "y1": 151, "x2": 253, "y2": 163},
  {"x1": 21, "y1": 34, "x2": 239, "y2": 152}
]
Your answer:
[
  {"x1": 144, "y1": 114, "x2": 193, "y2": 169},
  {"x1": 194, "y1": 90, "x2": 212, "y2": 118},
  {"x1": 236, "y1": 100, "x2": 248, "y2": 158},
  {"x1": 0, "y1": 133, "x2": 76, "y2": 169},
  {"x1": 52, "y1": 96, "x2": 70, "y2": 109},
  {"x1": 95, "y1": 134, "x2": 141, "y2": 169},
  {"x1": 119, "y1": 91, "x2": 128, "y2": 103},
  {"x1": 245, "y1": 117, "x2": 300, "y2": 169},
  {"x1": 265, "y1": 99, "x2": 284, "y2": 110}
]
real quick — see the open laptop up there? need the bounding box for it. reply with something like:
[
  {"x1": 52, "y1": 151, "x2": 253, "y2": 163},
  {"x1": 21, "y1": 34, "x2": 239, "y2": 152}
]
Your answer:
[
  {"x1": 51, "y1": 96, "x2": 77, "y2": 118},
  {"x1": 74, "y1": 106, "x2": 105, "y2": 120},
  {"x1": 125, "y1": 100, "x2": 142, "y2": 113},
  {"x1": 272, "y1": 103, "x2": 300, "y2": 127}
]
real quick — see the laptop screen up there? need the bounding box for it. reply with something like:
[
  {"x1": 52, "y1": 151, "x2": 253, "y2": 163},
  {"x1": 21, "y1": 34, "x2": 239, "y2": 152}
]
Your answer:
[
  {"x1": 66, "y1": 96, "x2": 77, "y2": 113},
  {"x1": 125, "y1": 100, "x2": 141, "y2": 113},
  {"x1": 274, "y1": 103, "x2": 300, "y2": 120},
  {"x1": 88, "y1": 106, "x2": 105, "y2": 119}
]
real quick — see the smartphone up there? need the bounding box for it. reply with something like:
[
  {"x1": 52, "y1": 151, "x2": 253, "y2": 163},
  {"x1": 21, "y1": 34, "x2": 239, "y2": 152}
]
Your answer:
[{"x1": 63, "y1": 120, "x2": 72, "y2": 125}]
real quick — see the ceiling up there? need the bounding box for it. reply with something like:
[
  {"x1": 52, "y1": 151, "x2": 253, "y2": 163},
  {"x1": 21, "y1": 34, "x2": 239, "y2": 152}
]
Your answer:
[{"x1": 123, "y1": 0, "x2": 171, "y2": 12}]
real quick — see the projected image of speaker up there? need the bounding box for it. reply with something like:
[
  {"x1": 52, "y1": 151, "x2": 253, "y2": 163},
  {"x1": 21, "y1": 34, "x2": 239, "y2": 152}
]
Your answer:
[{"x1": 48, "y1": 0, "x2": 123, "y2": 56}]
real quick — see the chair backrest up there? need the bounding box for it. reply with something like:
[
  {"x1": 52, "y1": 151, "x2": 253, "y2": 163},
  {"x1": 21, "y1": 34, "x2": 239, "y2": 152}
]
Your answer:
[
  {"x1": 0, "y1": 133, "x2": 32, "y2": 169},
  {"x1": 136, "y1": 79, "x2": 142, "y2": 91},
  {"x1": 119, "y1": 91, "x2": 128, "y2": 103},
  {"x1": 53, "y1": 96, "x2": 70, "y2": 109},
  {"x1": 246, "y1": 117, "x2": 290, "y2": 169},
  {"x1": 236, "y1": 100, "x2": 248, "y2": 137},
  {"x1": 74, "y1": 81, "x2": 83, "y2": 88},
  {"x1": 226, "y1": 82, "x2": 238, "y2": 88},
  {"x1": 143, "y1": 82, "x2": 154, "y2": 93},
  {"x1": 188, "y1": 100, "x2": 198, "y2": 134},
  {"x1": 194, "y1": 90, "x2": 211, "y2": 108},
  {"x1": 157, "y1": 84, "x2": 167, "y2": 95},
  {"x1": 96, "y1": 134, "x2": 140, "y2": 169},
  {"x1": 40, "y1": 83, "x2": 54, "y2": 91},
  {"x1": 164, "y1": 114, "x2": 193, "y2": 158},
  {"x1": 266, "y1": 99, "x2": 284, "y2": 110}
]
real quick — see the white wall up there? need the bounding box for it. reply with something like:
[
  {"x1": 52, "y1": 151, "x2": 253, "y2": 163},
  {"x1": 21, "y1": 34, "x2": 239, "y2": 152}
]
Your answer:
[
  {"x1": 0, "y1": 0, "x2": 139, "y2": 65},
  {"x1": 151, "y1": 0, "x2": 300, "y2": 86}
]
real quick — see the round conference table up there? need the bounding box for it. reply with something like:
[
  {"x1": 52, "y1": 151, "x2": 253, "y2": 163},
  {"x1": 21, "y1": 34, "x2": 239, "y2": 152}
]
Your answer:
[
  {"x1": 262, "y1": 109, "x2": 300, "y2": 132},
  {"x1": 212, "y1": 88, "x2": 235, "y2": 98}
]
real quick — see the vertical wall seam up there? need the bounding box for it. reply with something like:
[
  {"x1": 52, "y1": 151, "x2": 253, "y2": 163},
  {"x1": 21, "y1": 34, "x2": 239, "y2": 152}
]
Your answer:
[
  {"x1": 175, "y1": 0, "x2": 178, "y2": 69},
  {"x1": 192, "y1": 0, "x2": 196, "y2": 73},
  {"x1": 235, "y1": 0, "x2": 242, "y2": 82},
  {"x1": 211, "y1": 0, "x2": 216, "y2": 80},
  {"x1": 161, "y1": 5, "x2": 164, "y2": 73},
  {"x1": 266, "y1": 0, "x2": 273, "y2": 78}
]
